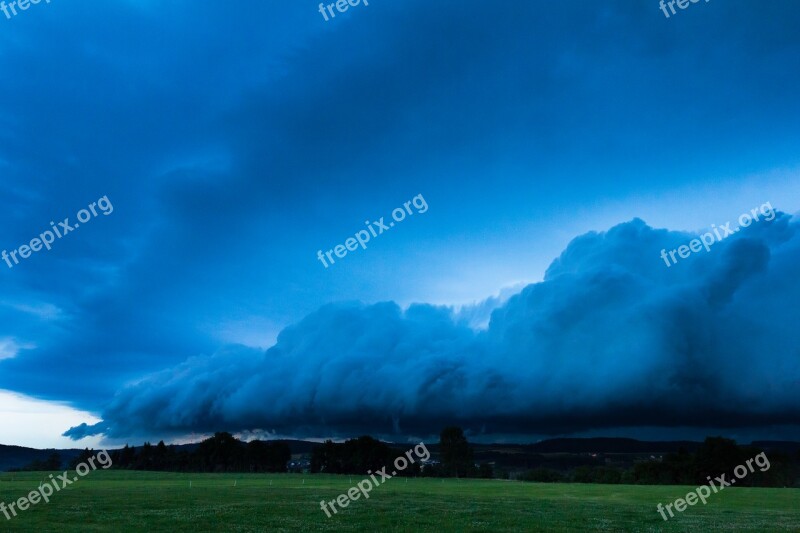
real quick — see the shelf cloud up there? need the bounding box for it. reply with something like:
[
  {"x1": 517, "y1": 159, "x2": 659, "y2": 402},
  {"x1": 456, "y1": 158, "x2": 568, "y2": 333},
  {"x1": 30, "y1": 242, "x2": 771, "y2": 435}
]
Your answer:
[{"x1": 66, "y1": 212, "x2": 800, "y2": 441}]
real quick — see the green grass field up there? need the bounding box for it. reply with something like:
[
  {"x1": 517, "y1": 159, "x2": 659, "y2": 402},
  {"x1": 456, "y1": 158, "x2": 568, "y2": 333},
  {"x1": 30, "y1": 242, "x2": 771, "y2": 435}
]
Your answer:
[{"x1": 1, "y1": 471, "x2": 798, "y2": 532}]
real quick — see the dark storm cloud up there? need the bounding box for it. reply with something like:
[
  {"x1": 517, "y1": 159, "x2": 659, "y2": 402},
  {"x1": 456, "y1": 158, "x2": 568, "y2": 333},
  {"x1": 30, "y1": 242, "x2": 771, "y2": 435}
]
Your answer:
[
  {"x1": 66, "y1": 213, "x2": 800, "y2": 440},
  {"x1": 0, "y1": 0, "x2": 798, "y2": 444}
]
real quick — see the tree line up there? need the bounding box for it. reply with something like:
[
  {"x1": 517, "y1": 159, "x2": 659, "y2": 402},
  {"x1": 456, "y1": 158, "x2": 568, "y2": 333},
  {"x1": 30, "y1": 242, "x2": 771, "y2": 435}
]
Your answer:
[
  {"x1": 309, "y1": 427, "x2": 493, "y2": 478},
  {"x1": 520, "y1": 437, "x2": 800, "y2": 487},
  {"x1": 105, "y1": 433, "x2": 291, "y2": 472},
  {"x1": 12, "y1": 427, "x2": 490, "y2": 478},
  {"x1": 12, "y1": 431, "x2": 799, "y2": 487}
]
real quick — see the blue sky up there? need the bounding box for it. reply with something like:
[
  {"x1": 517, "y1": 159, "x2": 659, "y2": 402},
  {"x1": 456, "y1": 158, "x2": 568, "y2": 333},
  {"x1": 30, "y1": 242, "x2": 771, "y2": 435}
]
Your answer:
[{"x1": 1, "y1": 0, "x2": 800, "y2": 448}]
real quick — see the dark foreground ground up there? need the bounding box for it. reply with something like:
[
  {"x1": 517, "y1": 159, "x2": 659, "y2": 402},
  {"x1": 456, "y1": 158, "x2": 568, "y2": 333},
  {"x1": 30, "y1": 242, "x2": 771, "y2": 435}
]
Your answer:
[{"x1": 1, "y1": 471, "x2": 799, "y2": 532}]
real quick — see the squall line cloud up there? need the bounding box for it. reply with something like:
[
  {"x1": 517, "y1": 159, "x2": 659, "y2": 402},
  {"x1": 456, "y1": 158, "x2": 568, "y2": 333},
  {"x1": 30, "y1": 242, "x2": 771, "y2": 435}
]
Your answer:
[{"x1": 65, "y1": 213, "x2": 800, "y2": 441}]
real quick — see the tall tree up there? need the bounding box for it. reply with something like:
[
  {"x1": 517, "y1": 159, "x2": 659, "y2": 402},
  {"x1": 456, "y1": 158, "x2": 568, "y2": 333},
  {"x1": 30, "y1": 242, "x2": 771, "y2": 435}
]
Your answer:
[{"x1": 439, "y1": 426, "x2": 473, "y2": 478}]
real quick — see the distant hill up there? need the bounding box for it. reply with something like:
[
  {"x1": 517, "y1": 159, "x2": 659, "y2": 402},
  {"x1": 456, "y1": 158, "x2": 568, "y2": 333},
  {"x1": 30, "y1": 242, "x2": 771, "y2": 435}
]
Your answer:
[
  {"x1": 447, "y1": 438, "x2": 800, "y2": 471},
  {"x1": 0, "y1": 445, "x2": 85, "y2": 472},
  {"x1": 473, "y1": 437, "x2": 800, "y2": 455},
  {"x1": 750, "y1": 441, "x2": 800, "y2": 454},
  {"x1": 526, "y1": 438, "x2": 703, "y2": 454},
  {"x1": 3, "y1": 437, "x2": 798, "y2": 472},
  {"x1": 0, "y1": 439, "x2": 318, "y2": 471},
  {"x1": 122, "y1": 439, "x2": 318, "y2": 456}
]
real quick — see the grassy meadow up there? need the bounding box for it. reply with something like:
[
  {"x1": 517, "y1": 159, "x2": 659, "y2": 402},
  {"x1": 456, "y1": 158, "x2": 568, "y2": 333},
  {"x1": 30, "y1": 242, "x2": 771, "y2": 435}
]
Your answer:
[{"x1": 0, "y1": 471, "x2": 798, "y2": 532}]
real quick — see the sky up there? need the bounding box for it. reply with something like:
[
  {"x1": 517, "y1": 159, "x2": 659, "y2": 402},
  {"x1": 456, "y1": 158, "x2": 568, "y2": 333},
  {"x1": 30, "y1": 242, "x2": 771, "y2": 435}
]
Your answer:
[{"x1": 1, "y1": 0, "x2": 800, "y2": 449}]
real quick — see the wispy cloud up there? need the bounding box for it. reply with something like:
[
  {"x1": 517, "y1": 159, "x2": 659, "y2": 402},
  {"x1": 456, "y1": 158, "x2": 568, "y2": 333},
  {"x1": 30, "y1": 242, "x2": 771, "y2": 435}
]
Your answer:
[{"x1": 0, "y1": 337, "x2": 34, "y2": 361}]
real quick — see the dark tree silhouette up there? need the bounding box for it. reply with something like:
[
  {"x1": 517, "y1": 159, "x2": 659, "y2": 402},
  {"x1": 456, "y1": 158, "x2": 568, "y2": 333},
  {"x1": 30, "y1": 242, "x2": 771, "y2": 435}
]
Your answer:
[{"x1": 439, "y1": 426, "x2": 473, "y2": 478}]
